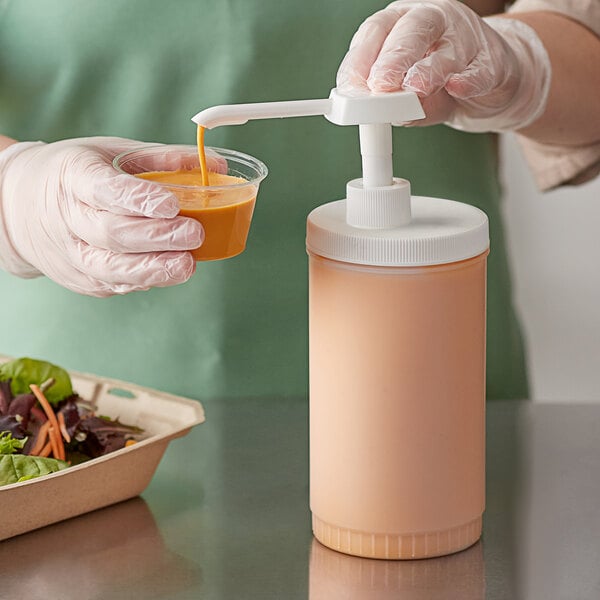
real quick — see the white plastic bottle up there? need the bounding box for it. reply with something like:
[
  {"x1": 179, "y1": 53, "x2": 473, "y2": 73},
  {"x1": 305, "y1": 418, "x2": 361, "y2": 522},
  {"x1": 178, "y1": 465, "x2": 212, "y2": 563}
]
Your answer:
[{"x1": 307, "y1": 174, "x2": 489, "y2": 559}]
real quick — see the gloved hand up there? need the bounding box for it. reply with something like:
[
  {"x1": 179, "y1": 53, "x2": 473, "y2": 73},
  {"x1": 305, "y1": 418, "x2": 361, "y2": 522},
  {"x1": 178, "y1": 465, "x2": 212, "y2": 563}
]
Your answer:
[
  {"x1": 0, "y1": 137, "x2": 218, "y2": 297},
  {"x1": 337, "y1": 0, "x2": 551, "y2": 132}
]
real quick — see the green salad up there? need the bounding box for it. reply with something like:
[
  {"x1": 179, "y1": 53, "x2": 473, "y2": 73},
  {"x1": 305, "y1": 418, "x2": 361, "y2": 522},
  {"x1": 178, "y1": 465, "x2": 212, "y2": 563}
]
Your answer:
[{"x1": 0, "y1": 357, "x2": 144, "y2": 487}]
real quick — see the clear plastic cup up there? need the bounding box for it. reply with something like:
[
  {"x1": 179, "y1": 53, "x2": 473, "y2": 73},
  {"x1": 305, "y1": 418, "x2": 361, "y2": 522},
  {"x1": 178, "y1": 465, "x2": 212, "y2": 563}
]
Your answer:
[{"x1": 113, "y1": 145, "x2": 268, "y2": 261}]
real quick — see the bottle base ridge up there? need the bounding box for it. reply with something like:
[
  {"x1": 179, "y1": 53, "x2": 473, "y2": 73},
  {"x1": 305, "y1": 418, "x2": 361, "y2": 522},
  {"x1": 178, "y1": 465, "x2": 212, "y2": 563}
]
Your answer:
[{"x1": 312, "y1": 515, "x2": 482, "y2": 560}]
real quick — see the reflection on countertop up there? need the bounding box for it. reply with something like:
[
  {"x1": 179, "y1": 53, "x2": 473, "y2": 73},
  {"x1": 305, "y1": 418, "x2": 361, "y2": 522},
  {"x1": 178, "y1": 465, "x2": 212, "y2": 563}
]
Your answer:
[
  {"x1": 0, "y1": 497, "x2": 202, "y2": 600},
  {"x1": 309, "y1": 538, "x2": 485, "y2": 600}
]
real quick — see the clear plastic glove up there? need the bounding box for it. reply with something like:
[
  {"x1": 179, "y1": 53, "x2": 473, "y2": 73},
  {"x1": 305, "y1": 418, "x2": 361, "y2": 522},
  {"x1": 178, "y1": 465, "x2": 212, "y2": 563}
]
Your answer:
[
  {"x1": 337, "y1": 0, "x2": 551, "y2": 132},
  {"x1": 0, "y1": 137, "x2": 219, "y2": 297}
]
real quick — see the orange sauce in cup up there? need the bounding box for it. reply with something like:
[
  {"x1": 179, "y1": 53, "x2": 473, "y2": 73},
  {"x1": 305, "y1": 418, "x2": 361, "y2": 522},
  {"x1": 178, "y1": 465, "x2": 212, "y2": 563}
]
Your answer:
[
  {"x1": 136, "y1": 168, "x2": 256, "y2": 261},
  {"x1": 135, "y1": 126, "x2": 257, "y2": 260}
]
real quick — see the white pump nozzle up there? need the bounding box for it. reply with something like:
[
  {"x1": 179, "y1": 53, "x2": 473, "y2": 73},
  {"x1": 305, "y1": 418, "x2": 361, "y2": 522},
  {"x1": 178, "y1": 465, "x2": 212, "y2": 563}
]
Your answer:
[{"x1": 191, "y1": 98, "x2": 333, "y2": 129}]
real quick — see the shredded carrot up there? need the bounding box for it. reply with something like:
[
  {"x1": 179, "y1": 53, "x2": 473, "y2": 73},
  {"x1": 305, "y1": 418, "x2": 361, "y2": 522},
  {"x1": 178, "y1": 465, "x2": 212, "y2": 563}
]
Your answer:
[
  {"x1": 54, "y1": 429, "x2": 65, "y2": 461},
  {"x1": 57, "y1": 412, "x2": 71, "y2": 443},
  {"x1": 197, "y1": 125, "x2": 209, "y2": 186},
  {"x1": 125, "y1": 439, "x2": 137, "y2": 447},
  {"x1": 48, "y1": 427, "x2": 61, "y2": 459},
  {"x1": 30, "y1": 384, "x2": 65, "y2": 461},
  {"x1": 39, "y1": 441, "x2": 52, "y2": 458},
  {"x1": 29, "y1": 420, "x2": 51, "y2": 456}
]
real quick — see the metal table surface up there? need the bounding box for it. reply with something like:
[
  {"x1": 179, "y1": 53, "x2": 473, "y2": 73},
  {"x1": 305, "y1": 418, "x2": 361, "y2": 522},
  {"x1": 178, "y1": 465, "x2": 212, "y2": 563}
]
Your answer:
[{"x1": 1, "y1": 397, "x2": 599, "y2": 599}]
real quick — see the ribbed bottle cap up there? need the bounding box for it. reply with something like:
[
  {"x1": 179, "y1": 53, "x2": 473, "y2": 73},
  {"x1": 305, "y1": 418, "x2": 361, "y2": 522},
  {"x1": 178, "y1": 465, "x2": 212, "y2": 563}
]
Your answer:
[
  {"x1": 306, "y1": 196, "x2": 489, "y2": 267},
  {"x1": 346, "y1": 178, "x2": 411, "y2": 229}
]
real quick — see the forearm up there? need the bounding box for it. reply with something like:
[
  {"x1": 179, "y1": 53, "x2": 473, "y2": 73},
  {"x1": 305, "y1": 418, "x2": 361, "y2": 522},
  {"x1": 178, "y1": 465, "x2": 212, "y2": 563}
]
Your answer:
[
  {"x1": 465, "y1": 0, "x2": 505, "y2": 16},
  {"x1": 0, "y1": 135, "x2": 17, "y2": 152},
  {"x1": 500, "y1": 11, "x2": 600, "y2": 145}
]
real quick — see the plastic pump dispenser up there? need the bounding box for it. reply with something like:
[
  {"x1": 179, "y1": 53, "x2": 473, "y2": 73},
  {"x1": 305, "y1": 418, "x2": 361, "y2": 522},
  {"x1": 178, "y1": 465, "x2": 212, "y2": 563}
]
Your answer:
[
  {"x1": 193, "y1": 89, "x2": 489, "y2": 560},
  {"x1": 193, "y1": 88, "x2": 419, "y2": 223},
  {"x1": 193, "y1": 89, "x2": 488, "y2": 266}
]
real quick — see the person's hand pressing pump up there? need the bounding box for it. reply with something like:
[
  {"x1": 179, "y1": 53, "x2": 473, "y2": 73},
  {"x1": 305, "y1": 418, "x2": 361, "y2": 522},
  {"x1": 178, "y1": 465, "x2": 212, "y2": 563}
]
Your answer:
[{"x1": 337, "y1": 0, "x2": 551, "y2": 132}]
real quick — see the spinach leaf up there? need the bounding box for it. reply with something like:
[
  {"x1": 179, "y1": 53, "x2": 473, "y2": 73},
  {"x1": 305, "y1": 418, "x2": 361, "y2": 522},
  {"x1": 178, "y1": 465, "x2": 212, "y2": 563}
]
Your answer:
[
  {"x1": 0, "y1": 454, "x2": 68, "y2": 486},
  {"x1": 0, "y1": 431, "x2": 26, "y2": 454},
  {"x1": 0, "y1": 358, "x2": 73, "y2": 405}
]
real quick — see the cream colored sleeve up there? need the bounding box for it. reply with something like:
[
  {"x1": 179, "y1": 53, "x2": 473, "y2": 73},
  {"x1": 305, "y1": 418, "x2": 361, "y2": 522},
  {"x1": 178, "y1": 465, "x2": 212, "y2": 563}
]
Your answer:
[{"x1": 509, "y1": 0, "x2": 600, "y2": 190}]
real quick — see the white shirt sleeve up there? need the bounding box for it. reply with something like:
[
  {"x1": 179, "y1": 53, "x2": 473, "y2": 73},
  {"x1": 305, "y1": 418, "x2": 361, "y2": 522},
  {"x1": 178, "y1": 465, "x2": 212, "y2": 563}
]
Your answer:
[{"x1": 509, "y1": 0, "x2": 600, "y2": 190}]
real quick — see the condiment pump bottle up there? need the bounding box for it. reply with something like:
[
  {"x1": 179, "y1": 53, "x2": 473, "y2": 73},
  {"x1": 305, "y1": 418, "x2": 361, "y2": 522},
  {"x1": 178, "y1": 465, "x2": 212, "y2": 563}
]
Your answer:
[{"x1": 193, "y1": 89, "x2": 489, "y2": 559}]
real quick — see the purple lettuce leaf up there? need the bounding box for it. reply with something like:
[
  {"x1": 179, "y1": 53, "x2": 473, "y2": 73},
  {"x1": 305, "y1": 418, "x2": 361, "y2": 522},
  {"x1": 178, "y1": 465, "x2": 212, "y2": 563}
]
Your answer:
[
  {"x1": 8, "y1": 394, "x2": 37, "y2": 429},
  {"x1": 0, "y1": 380, "x2": 13, "y2": 415},
  {"x1": 0, "y1": 415, "x2": 27, "y2": 439},
  {"x1": 73, "y1": 415, "x2": 143, "y2": 458}
]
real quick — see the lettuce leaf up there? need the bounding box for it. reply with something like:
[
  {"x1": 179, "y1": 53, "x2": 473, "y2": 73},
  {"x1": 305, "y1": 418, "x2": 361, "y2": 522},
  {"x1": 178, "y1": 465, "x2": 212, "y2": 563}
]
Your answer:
[
  {"x1": 0, "y1": 358, "x2": 73, "y2": 405},
  {"x1": 0, "y1": 454, "x2": 68, "y2": 486},
  {"x1": 0, "y1": 431, "x2": 26, "y2": 454}
]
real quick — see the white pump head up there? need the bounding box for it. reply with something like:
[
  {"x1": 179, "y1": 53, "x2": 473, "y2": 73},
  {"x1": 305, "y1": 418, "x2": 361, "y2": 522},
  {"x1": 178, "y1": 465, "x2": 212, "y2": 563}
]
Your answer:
[
  {"x1": 191, "y1": 88, "x2": 425, "y2": 129},
  {"x1": 192, "y1": 88, "x2": 426, "y2": 229}
]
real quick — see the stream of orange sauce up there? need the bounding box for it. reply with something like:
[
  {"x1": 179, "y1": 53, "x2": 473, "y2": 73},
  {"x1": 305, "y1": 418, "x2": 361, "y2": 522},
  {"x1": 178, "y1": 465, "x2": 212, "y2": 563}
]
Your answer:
[{"x1": 196, "y1": 125, "x2": 209, "y2": 186}]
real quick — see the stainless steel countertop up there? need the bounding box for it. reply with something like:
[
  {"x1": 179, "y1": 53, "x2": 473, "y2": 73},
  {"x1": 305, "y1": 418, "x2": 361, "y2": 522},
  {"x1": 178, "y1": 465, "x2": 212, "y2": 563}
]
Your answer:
[{"x1": 2, "y1": 398, "x2": 599, "y2": 599}]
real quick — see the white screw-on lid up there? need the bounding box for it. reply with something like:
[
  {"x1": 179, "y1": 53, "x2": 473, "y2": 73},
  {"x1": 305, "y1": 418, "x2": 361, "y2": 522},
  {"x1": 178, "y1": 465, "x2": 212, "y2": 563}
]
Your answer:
[{"x1": 306, "y1": 190, "x2": 489, "y2": 267}]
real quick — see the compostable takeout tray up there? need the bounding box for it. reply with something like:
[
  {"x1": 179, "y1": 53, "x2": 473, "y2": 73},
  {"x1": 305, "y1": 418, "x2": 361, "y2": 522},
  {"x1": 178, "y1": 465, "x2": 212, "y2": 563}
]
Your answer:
[{"x1": 0, "y1": 355, "x2": 205, "y2": 541}]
